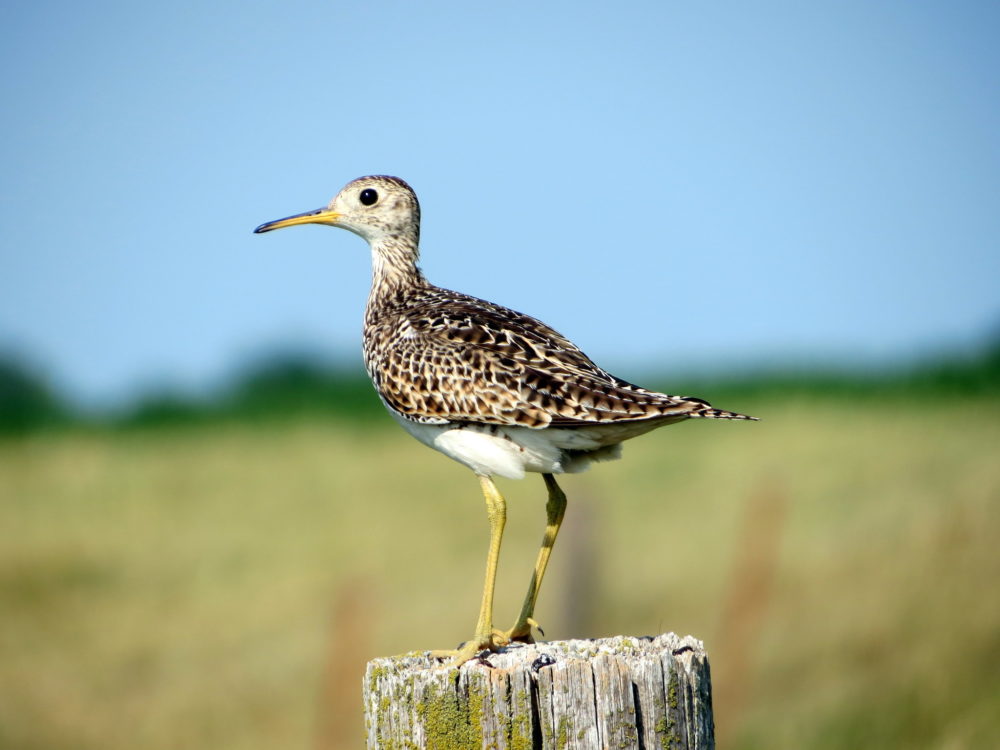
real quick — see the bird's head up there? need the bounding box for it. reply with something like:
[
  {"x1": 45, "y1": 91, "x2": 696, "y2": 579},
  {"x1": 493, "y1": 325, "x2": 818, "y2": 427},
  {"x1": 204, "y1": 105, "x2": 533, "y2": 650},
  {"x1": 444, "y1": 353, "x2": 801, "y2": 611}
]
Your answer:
[{"x1": 254, "y1": 175, "x2": 421, "y2": 246}]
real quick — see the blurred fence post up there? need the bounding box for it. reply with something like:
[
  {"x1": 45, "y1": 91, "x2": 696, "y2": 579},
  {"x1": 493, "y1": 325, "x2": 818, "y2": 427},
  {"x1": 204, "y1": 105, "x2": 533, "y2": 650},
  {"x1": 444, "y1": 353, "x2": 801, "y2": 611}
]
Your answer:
[{"x1": 363, "y1": 633, "x2": 714, "y2": 749}]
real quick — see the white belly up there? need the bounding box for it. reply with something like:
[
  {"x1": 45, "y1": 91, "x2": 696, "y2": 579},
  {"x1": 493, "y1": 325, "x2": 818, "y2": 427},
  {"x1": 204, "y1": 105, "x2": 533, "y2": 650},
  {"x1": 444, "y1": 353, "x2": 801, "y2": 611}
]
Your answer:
[{"x1": 389, "y1": 414, "x2": 639, "y2": 479}]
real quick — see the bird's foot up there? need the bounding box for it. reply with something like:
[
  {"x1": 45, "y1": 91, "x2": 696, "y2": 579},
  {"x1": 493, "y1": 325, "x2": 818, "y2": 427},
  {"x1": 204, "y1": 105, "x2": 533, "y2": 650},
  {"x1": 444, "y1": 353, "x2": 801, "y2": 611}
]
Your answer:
[
  {"x1": 495, "y1": 616, "x2": 543, "y2": 646},
  {"x1": 430, "y1": 633, "x2": 502, "y2": 669}
]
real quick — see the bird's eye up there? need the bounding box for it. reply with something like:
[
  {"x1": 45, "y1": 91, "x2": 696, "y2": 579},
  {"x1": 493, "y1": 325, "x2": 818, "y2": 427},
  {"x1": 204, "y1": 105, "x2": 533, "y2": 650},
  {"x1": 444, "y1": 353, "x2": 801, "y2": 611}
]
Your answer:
[{"x1": 359, "y1": 188, "x2": 379, "y2": 206}]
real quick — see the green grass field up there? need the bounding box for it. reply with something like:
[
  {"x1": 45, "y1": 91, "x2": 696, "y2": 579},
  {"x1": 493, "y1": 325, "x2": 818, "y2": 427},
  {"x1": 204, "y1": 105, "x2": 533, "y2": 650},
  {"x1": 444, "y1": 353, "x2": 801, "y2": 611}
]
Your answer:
[{"x1": 2, "y1": 396, "x2": 998, "y2": 749}]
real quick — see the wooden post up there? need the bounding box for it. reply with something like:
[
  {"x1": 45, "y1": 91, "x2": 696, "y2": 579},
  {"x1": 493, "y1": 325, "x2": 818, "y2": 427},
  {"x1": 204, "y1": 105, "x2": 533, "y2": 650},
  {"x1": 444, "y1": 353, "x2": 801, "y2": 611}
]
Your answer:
[{"x1": 363, "y1": 633, "x2": 714, "y2": 749}]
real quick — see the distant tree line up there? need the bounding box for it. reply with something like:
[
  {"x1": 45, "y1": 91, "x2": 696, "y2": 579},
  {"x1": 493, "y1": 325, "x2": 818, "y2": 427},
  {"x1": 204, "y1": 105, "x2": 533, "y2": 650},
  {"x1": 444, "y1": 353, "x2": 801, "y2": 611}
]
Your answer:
[
  {"x1": 1, "y1": 339, "x2": 998, "y2": 437},
  {"x1": 0, "y1": 357, "x2": 70, "y2": 435}
]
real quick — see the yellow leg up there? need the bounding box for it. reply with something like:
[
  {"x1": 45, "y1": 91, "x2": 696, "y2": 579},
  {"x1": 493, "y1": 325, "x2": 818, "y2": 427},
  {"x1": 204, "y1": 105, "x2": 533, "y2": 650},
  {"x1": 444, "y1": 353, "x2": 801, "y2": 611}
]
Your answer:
[
  {"x1": 499, "y1": 473, "x2": 567, "y2": 644},
  {"x1": 433, "y1": 474, "x2": 507, "y2": 666}
]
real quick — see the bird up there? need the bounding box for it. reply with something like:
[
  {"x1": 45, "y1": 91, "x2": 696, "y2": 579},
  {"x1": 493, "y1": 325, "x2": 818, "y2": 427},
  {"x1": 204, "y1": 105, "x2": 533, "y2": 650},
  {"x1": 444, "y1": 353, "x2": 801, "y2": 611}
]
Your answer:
[{"x1": 254, "y1": 175, "x2": 756, "y2": 666}]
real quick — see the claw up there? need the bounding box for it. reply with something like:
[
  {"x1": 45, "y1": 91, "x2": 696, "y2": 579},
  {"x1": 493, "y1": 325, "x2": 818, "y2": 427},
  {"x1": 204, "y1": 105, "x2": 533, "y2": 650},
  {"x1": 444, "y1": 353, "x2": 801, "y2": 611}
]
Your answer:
[{"x1": 527, "y1": 617, "x2": 545, "y2": 638}]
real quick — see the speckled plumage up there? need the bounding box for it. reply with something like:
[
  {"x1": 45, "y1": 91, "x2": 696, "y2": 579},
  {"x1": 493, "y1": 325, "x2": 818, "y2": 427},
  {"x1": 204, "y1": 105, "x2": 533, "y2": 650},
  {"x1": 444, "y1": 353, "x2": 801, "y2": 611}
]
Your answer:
[{"x1": 365, "y1": 279, "x2": 747, "y2": 429}]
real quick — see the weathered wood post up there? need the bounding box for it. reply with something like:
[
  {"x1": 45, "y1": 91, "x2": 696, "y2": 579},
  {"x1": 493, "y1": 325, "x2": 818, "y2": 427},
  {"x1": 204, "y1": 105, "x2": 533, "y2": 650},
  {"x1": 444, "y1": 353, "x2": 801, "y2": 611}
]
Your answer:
[{"x1": 363, "y1": 633, "x2": 714, "y2": 749}]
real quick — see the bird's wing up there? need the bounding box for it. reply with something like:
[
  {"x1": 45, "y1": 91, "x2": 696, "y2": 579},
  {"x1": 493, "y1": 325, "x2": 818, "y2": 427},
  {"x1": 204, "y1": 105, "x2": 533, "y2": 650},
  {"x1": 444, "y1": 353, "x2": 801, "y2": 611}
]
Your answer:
[{"x1": 369, "y1": 288, "x2": 739, "y2": 427}]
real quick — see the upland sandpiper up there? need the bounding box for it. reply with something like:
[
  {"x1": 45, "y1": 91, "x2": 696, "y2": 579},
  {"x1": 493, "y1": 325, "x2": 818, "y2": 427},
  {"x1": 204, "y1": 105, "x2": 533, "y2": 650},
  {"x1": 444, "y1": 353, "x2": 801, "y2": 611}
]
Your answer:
[{"x1": 254, "y1": 175, "x2": 756, "y2": 666}]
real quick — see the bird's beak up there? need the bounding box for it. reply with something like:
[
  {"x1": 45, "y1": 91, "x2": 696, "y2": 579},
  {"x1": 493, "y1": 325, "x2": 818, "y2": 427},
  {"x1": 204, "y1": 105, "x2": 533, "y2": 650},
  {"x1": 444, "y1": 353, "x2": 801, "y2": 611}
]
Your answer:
[{"x1": 253, "y1": 207, "x2": 341, "y2": 234}]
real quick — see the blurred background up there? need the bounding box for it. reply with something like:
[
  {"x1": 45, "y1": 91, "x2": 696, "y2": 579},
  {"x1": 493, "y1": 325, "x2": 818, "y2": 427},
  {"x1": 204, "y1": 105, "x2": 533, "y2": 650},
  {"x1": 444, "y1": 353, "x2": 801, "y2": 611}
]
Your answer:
[{"x1": 1, "y1": 1, "x2": 998, "y2": 748}]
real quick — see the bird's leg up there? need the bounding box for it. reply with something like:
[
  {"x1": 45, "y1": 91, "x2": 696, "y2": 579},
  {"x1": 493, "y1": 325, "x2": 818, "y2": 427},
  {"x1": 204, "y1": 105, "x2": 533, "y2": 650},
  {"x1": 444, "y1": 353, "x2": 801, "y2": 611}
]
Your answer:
[
  {"x1": 432, "y1": 474, "x2": 506, "y2": 666},
  {"x1": 498, "y1": 473, "x2": 567, "y2": 644}
]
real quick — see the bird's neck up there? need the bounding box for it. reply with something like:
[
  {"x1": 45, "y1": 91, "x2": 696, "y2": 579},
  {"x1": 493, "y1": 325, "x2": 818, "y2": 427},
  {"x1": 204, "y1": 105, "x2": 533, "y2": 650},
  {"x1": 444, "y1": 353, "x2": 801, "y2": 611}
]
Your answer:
[{"x1": 368, "y1": 235, "x2": 426, "y2": 300}]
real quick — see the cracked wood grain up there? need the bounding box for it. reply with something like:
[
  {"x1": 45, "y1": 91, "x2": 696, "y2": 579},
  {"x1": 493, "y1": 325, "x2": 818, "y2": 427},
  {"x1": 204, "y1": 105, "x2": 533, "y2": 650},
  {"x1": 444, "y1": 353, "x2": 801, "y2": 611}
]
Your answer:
[{"x1": 363, "y1": 633, "x2": 714, "y2": 749}]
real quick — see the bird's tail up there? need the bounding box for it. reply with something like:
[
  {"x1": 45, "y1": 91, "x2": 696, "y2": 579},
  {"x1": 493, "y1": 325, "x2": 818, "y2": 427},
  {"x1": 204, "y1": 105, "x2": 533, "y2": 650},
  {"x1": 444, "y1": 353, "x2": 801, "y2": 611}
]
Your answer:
[{"x1": 686, "y1": 401, "x2": 759, "y2": 421}]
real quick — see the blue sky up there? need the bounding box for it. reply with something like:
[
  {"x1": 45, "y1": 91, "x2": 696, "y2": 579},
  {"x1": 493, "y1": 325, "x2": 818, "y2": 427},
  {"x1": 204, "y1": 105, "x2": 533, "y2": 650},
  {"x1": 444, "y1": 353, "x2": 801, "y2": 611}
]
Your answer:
[{"x1": 2, "y1": 1, "x2": 998, "y2": 405}]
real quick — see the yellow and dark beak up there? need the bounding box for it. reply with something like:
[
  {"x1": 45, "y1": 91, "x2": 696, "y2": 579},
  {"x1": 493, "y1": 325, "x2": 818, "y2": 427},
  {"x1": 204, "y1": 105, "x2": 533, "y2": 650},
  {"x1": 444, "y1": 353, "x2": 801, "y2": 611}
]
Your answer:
[{"x1": 253, "y1": 207, "x2": 342, "y2": 234}]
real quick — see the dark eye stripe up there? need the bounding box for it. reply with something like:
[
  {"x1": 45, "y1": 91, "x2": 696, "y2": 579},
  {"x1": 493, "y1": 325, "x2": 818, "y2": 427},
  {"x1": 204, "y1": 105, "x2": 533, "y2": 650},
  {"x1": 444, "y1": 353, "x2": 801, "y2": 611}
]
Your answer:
[{"x1": 359, "y1": 188, "x2": 378, "y2": 206}]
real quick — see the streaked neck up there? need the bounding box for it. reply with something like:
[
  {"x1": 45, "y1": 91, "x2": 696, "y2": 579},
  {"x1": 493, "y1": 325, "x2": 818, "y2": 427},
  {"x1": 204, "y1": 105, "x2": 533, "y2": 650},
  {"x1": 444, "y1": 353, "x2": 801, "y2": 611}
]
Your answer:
[{"x1": 369, "y1": 235, "x2": 424, "y2": 299}]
